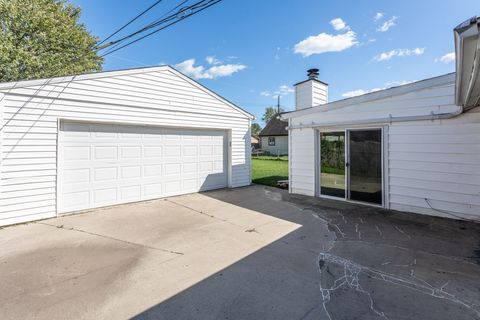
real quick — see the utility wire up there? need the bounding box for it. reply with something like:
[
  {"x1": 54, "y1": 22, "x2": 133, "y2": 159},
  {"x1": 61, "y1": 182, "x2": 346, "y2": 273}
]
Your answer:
[
  {"x1": 100, "y1": 0, "x2": 190, "y2": 54},
  {"x1": 99, "y1": 0, "x2": 213, "y2": 51},
  {"x1": 97, "y1": 0, "x2": 165, "y2": 47},
  {"x1": 100, "y1": 0, "x2": 222, "y2": 57}
]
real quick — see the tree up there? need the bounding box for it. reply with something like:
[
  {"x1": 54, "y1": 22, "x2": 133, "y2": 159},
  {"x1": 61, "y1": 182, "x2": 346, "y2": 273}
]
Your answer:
[
  {"x1": 0, "y1": 0, "x2": 103, "y2": 82},
  {"x1": 262, "y1": 106, "x2": 284, "y2": 123},
  {"x1": 251, "y1": 123, "x2": 262, "y2": 135}
]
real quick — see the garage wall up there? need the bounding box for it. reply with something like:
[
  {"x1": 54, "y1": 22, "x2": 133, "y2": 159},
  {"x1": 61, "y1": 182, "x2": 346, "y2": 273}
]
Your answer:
[
  {"x1": 0, "y1": 67, "x2": 252, "y2": 226},
  {"x1": 388, "y1": 109, "x2": 480, "y2": 220}
]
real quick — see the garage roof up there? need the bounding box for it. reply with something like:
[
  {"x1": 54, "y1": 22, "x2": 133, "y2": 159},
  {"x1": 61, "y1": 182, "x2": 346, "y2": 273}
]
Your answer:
[{"x1": 0, "y1": 65, "x2": 254, "y2": 119}]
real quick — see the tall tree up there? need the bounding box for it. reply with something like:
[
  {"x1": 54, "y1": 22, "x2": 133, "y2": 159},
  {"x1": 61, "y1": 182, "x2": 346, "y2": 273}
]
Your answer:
[
  {"x1": 0, "y1": 0, "x2": 103, "y2": 82},
  {"x1": 262, "y1": 106, "x2": 284, "y2": 123},
  {"x1": 251, "y1": 123, "x2": 262, "y2": 135}
]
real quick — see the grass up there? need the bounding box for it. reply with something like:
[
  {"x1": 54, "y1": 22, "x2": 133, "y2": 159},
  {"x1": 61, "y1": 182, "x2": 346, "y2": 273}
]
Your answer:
[
  {"x1": 252, "y1": 157, "x2": 288, "y2": 187},
  {"x1": 252, "y1": 154, "x2": 288, "y2": 161}
]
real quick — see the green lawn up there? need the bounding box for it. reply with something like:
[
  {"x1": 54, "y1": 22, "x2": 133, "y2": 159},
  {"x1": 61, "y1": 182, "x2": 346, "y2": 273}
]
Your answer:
[{"x1": 252, "y1": 157, "x2": 288, "y2": 187}]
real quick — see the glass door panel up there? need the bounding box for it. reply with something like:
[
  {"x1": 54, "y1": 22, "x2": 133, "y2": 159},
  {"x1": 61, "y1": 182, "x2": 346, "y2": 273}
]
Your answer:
[
  {"x1": 348, "y1": 129, "x2": 382, "y2": 205},
  {"x1": 320, "y1": 132, "x2": 345, "y2": 198}
]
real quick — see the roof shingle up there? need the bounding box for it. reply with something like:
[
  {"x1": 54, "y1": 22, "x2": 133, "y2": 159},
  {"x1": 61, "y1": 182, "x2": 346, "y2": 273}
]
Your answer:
[{"x1": 259, "y1": 117, "x2": 288, "y2": 136}]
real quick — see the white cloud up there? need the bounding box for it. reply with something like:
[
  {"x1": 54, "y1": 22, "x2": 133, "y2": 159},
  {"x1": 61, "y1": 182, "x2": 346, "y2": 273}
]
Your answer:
[
  {"x1": 294, "y1": 30, "x2": 358, "y2": 57},
  {"x1": 274, "y1": 85, "x2": 294, "y2": 96},
  {"x1": 342, "y1": 80, "x2": 416, "y2": 98},
  {"x1": 436, "y1": 52, "x2": 455, "y2": 63},
  {"x1": 377, "y1": 16, "x2": 397, "y2": 32},
  {"x1": 330, "y1": 18, "x2": 348, "y2": 31},
  {"x1": 175, "y1": 58, "x2": 246, "y2": 80},
  {"x1": 260, "y1": 85, "x2": 294, "y2": 98},
  {"x1": 342, "y1": 89, "x2": 368, "y2": 98},
  {"x1": 373, "y1": 47, "x2": 425, "y2": 61},
  {"x1": 374, "y1": 12, "x2": 384, "y2": 21},
  {"x1": 206, "y1": 55, "x2": 221, "y2": 65}
]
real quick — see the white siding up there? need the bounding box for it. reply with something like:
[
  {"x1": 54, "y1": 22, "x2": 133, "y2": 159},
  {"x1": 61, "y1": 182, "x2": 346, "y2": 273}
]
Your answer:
[
  {"x1": 388, "y1": 110, "x2": 480, "y2": 220},
  {"x1": 260, "y1": 136, "x2": 288, "y2": 155},
  {"x1": 295, "y1": 80, "x2": 327, "y2": 110},
  {"x1": 289, "y1": 128, "x2": 315, "y2": 196},
  {"x1": 291, "y1": 81, "x2": 457, "y2": 126},
  {"x1": 288, "y1": 74, "x2": 480, "y2": 220},
  {"x1": 0, "y1": 67, "x2": 252, "y2": 226}
]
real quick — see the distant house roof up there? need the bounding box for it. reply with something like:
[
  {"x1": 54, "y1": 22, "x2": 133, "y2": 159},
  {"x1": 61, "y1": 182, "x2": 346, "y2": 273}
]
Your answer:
[{"x1": 259, "y1": 117, "x2": 288, "y2": 136}]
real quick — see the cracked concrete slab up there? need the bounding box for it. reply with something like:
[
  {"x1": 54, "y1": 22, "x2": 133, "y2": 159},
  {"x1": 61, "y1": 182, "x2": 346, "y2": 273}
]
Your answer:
[{"x1": 0, "y1": 185, "x2": 479, "y2": 319}]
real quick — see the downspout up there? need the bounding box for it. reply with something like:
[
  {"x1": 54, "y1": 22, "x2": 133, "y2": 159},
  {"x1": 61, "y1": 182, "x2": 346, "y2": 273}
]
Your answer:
[{"x1": 286, "y1": 106, "x2": 463, "y2": 130}]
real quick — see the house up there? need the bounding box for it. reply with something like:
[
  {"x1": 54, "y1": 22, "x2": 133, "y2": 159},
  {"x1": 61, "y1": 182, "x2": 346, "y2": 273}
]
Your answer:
[
  {"x1": 281, "y1": 16, "x2": 480, "y2": 221},
  {"x1": 0, "y1": 65, "x2": 254, "y2": 226},
  {"x1": 258, "y1": 116, "x2": 288, "y2": 155},
  {"x1": 251, "y1": 135, "x2": 259, "y2": 148}
]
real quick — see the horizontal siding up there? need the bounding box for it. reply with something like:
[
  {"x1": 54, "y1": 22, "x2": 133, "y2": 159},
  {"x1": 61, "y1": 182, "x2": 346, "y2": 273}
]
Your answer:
[
  {"x1": 0, "y1": 68, "x2": 251, "y2": 226},
  {"x1": 260, "y1": 136, "x2": 288, "y2": 155},
  {"x1": 289, "y1": 128, "x2": 315, "y2": 196},
  {"x1": 388, "y1": 111, "x2": 480, "y2": 220},
  {"x1": 292, "y1": 82, "x2": 457, "y2": 126}
]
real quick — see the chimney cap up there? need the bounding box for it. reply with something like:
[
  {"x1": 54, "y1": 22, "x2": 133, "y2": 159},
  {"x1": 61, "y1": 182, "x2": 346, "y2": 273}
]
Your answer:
[{"x1": 307, "y1": 68, "x2": 319, "y2": 79}]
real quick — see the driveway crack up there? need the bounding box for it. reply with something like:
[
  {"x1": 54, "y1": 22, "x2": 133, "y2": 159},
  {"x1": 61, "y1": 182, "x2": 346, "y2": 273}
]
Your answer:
[{"x1": 37, "y1": 222, "x2": 184, "y2": 255}]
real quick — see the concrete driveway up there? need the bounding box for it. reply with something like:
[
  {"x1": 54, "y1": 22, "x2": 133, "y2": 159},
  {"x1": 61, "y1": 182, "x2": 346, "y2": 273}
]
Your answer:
[{"x1": 1, "y1": 185, "x2": 479, "y2": 320}]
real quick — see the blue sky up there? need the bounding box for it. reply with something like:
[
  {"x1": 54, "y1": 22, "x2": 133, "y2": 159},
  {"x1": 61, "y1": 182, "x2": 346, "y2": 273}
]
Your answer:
[{"x1": 72, "y1": 0, "x2": 479, "y2": 125}]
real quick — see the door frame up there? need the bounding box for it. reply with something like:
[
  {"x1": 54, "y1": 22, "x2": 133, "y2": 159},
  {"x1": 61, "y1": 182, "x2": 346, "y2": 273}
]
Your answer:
[
  {"x1": 56, "y1": 117, "x2": 232, "y2": 216},
  {"x1": 315, "y1": 126, "x2": 388, "y2": 208}
]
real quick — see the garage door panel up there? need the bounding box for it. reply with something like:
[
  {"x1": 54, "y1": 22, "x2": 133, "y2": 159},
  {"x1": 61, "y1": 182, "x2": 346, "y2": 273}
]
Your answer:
[
  {"x1": 120, "y1": 146, "x2": 142, "y2": 159},
  {"x1": 58, "y1": 122, "x2": 227, "y2": 213},
  {"x1": 93, "y1": 187, "x2": 118, "y2": 205},
  {"x1": 143, "y1": 146, "x2": 163, "y2": 158}
]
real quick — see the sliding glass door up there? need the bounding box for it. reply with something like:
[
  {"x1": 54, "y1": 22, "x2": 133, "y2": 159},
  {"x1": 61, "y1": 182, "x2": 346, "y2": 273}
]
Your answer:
[
  {"x1": 319, "y1": 129, "x2": 383, "y2": 206},
  {"x1": 348, "y1": 129, "x2": 382, "y2": 205},
  {"x1": 320, "y1": 132, "x2": 345, "y2": 198}
]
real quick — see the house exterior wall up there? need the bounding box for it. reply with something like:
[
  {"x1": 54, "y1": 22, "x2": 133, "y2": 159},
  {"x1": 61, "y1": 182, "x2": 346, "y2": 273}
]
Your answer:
[
  {"x1": 388, "y1": 109, "x2": 480, "y2": 220},
  {"x1": 260, "y1": 136, "x2": 288, "y2": 155},
  {"x1": 0, "y1": 67, "x2": 252, "y2": 226},
  {"x1": 289, "y1": 128, "x2": 315, "y2": 196},
  {"x1": 288, "y1": 75, "x2": 480, "y2": 220}
]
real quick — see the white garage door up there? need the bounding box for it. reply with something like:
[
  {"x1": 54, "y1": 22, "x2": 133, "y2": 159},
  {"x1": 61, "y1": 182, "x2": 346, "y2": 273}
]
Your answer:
[{"x1": 58, "y1": 122, "x2": 228, "y2": 213}]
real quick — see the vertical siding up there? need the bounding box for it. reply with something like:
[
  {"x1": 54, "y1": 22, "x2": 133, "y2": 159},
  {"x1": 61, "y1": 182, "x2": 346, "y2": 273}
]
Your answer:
[
  {"x1": 0, "y1": 68, "x2": 251, "y2": 226},
  {"x1": 388, "y1": 110, "x2": 480, "y2": 220},
  {"x1": 289, "y1": 128, "x2": 315, "y2": 196}
]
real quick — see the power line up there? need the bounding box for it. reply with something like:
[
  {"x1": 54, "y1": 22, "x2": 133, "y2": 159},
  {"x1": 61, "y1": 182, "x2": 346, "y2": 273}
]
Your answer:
[
  {"x1": 100, "y1": 0, "x2": 222, "y2": 57},
  {"x1": 99, "y1": 0, "x2": 214, "y2": 51},
  {"x1": 99, "y1": 0, "x2": 191, "y2": 53},
  {"x1": 97, "y1": 0, "x2": 165, "y2": 48}
]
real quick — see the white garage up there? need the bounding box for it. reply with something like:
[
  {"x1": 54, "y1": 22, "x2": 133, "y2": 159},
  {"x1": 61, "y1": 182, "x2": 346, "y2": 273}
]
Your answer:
[{"x1": 0, "y1": 65, "x2": 253, "y2": 226}]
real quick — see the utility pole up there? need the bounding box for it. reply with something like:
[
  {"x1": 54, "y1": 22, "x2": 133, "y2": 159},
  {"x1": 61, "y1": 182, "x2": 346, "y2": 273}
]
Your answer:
[{"x1": 277, "y1": 95, "x2": 280, "y2": 114}]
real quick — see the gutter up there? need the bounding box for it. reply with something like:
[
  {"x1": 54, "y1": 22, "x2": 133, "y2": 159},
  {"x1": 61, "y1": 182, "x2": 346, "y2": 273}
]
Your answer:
[
  {"x1": 454, "y1": 16, "x2": 480, "y2": 109},
  {"x1": 286, "y1": 106, "x2": 463, "y2": 130}
]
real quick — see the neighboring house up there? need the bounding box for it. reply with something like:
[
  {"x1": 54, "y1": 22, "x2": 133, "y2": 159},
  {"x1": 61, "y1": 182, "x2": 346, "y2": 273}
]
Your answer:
[
  {"x1": 258, "y1": 117, "x2": 288, "y2": 155},
  {"x1": 282, "y1": 17, "x2": 480, "y2": 221},
  {"x1": 251, "y1": 135, "x2": 259, "y2": 148},
  {"x1": 0, "y1": 65, "x2": 254, "y2": 226}
]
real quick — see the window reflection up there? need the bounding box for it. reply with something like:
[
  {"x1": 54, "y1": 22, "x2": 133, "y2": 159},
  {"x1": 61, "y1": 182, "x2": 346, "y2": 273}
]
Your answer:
[{"x1": 320, "y1": 132, "x2": 345, "y2": 198}]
